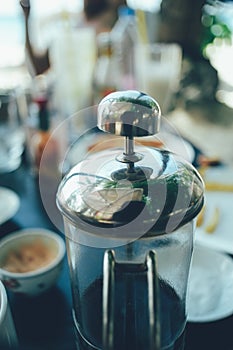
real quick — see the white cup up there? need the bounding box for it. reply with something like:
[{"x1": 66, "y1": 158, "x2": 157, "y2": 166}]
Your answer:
[{"x1": 0, "y1": 281, "x2": 18, "y2": 348}]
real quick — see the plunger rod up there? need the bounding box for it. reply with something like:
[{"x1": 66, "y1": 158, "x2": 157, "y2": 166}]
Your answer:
[{"x1": 124, "y1": 136, "x2": 134, "y2": 156}]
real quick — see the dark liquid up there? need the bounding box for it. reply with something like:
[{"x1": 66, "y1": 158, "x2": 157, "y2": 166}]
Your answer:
[{"x1": 73, "y1": 275, "x2": 186, "y2": 350}]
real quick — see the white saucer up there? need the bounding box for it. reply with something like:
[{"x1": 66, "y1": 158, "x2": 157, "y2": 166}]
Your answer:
[
  {"x1": 0, "y1": 187, "x2": 20, "y2": 225},
  {"x1": 187, "y1": 244, "x2": 233, "y2": 322},
  {"x1": 195, "y1": 166, "x2": 233, "y2": 255}
]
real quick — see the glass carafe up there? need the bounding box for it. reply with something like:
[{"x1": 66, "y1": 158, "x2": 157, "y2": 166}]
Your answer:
[{"x1": 56, "y1": 91, "x2": 204, "y2": 350}]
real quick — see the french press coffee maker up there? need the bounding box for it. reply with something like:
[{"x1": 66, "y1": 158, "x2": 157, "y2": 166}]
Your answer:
[{"x1": 56, "y1": 91, "x2": 204, "y2": 350}]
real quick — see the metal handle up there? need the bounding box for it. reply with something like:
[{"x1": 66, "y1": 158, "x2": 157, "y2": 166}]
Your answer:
[
  {"x1": 103, "y1": 250, "x2": 115, "y2": 350},
  {"x1": 146, "y1": 250, "x2": 161, "y2": 350},
  {"x1": 102, "y1": 249, "x2": 161, "y2": 350}
]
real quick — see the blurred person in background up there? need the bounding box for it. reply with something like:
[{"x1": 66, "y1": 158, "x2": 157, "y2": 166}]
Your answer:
[{"x1": 20, "y1": 0, "x2": 127, "y2": 76}]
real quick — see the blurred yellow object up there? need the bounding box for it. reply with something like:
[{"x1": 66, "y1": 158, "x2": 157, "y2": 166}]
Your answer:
[
  {"x1": 205, "y1": 182, "x2": 233, "y2": 192},
  {"x1": 205, "y1": 207, "x2": 220, "y2": 233}
]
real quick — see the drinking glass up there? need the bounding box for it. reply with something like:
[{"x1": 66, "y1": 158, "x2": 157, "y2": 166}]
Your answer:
[
  {"x1": 134, "y1": 43, "x2": 182, "y2": 115},
  {"x1": 0, "y1": 89, "x2": 26, "y2": 173}
]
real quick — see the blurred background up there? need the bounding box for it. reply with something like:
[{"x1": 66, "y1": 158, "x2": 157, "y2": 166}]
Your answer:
[
  {"x1": 1, "y1": 0, "x2": 233, "y2": 105},
  {"x1": 1, "y1": 0, "x2": 233, "y2": 171}
]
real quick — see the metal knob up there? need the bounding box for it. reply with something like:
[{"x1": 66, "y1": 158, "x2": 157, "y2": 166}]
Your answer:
[{"x1": 97, "y1": 90, "x2": 161, "y2": 137}]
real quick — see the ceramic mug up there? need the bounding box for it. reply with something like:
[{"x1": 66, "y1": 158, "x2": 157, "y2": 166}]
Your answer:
[{"x1": 0, "y1": 280, "x2": 18, "y2": 348}]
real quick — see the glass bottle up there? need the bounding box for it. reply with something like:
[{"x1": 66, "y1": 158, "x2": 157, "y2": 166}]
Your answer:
[
  {"x1": 30, "y1": 96, "x2": 58, "y2": 176},
  {"x1": 111, "y1": 5, "x2": 138, "y2": 90}
]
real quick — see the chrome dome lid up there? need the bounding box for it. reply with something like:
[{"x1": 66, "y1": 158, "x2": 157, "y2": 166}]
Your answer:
[{"x1": 57, "y1": 91, "x2": 204, "y2": 238}]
